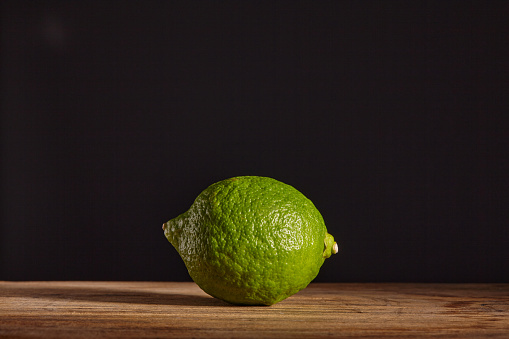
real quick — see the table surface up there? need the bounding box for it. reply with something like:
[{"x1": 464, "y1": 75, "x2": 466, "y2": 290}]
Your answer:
[{"x1": 1, "y1": 281, "x2": 508, "y2": 338}]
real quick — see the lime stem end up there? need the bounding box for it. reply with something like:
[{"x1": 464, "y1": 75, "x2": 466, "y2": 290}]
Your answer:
[{"x1": 332, "y1": 242, "x2": 338, "y2": 254}]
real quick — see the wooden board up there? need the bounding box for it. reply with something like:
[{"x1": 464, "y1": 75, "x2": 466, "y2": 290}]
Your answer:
[{"x1": 1, "y1": 281, "x2": 508, "y2": 338}]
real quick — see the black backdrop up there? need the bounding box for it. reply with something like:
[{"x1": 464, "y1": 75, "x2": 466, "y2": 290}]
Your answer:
[{"x1": 1, "y1": 1, "x2": 508, "y2": 283}]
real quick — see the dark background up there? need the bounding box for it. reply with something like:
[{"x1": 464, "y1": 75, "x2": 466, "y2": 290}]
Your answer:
[{"x1": 1, "y1": 1, "x2": 508, "y2": 283}]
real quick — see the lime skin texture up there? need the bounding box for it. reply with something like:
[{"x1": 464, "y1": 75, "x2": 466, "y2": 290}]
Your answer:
[{"x1": 163, "y1": 176, "x2": 337, "y2": 306}]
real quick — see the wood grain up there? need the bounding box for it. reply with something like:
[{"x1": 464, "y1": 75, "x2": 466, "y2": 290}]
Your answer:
[{"x1": 1, "y1": 282, "x2": 508, "y2": 338}]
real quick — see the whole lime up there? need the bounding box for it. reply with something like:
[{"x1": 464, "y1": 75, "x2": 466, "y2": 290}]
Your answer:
[{"x1": 162, "y1": 176, "x2": 338, "y2": 305}]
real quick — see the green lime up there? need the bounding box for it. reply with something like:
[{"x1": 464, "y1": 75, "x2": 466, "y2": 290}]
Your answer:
[{"x1": 162, "y1": 176, "x2": 338, "y2": 305}]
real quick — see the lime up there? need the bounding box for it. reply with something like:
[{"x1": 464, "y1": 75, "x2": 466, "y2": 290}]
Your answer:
[{"x1": 162, "y1": 176, "x2": 338, "y2": 305}]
